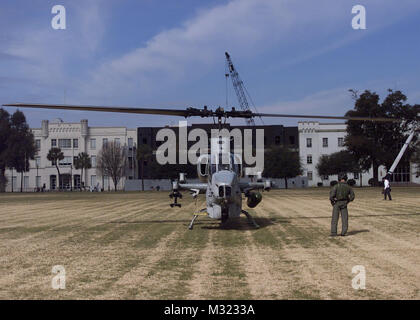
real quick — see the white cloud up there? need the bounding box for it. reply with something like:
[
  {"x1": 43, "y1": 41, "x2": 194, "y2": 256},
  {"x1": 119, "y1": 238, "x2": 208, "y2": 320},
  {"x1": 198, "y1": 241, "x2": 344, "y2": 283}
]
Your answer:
[
  {"x1": 259, "y1": 87, "x2": 353, "y2": 115},
  {"x1": 0, "y1": 1, "x2": 107, "y2": 96},
  {"x1": 81, "y1": 0, "x2": 420, "y2": 102},
  {"x1": 1, "y1": 0, "x2": 420, "y2": 127}
]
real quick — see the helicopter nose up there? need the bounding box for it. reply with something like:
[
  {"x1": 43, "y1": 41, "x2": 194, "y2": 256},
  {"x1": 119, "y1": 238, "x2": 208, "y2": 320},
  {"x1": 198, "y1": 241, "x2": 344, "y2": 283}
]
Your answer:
[
  {"x1": 218, "y1": 185, "x2": 232, "y2": 198},
  {"x1": 213, "y1": 171, "x2": 235, "y2": 199}
]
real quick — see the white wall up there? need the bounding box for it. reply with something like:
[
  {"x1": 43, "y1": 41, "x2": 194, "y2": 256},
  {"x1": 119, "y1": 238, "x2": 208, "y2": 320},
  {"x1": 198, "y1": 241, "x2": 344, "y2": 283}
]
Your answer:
[
  {"x1": 299, "y1": 121, "x2": 374, "y2": 187},
  {"x1": 5, "y1": 119, "x2": 137, "y2": 192}
]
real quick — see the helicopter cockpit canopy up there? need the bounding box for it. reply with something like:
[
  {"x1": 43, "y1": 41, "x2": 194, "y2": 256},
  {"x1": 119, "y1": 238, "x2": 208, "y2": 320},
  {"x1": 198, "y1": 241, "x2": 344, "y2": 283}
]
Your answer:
[{"x1": 209, "y1": 153, "x2": 242, "y2": 176}]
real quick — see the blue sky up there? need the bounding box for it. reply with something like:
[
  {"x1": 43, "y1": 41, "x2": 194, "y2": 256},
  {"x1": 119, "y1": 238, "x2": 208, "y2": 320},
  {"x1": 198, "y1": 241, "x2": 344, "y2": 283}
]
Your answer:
[{"x1": 1, "y1": 0, "x2": 420, "y2": 128}]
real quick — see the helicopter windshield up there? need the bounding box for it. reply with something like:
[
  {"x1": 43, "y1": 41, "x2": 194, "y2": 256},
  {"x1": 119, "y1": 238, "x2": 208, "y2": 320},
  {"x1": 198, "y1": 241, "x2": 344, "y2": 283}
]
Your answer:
[{"x1": 210, "y1": 153, "x2": 240, "y2": 174}]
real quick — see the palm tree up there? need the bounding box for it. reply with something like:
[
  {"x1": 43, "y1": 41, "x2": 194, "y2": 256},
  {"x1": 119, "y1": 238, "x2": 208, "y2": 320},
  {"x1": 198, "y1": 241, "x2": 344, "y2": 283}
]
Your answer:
[
  {"x1": 74, "y1": 152, "x2": 91, "y2": 190},
  {"x1": 47, "y1": 147, "x2": 64, "y2": 190},
  {"x1": 136, "y1": 144, "x2": 153, "y2": 191}
]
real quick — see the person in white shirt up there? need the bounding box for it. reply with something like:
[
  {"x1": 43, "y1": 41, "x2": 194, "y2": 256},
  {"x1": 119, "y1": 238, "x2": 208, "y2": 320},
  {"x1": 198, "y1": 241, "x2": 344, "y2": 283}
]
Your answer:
[{"x1": 383, "y1": 176, "x2": 392, "y2": 200}]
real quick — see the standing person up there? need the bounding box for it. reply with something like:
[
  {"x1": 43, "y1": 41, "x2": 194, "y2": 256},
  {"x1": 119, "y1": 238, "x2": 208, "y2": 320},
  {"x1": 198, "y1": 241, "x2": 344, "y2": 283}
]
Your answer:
[
  {"x1": 383, "y1": 175, "x2": 392, "y2": 200},
  {"x1": 329, "y1": 172, "x2": 355, "y2": 237}
]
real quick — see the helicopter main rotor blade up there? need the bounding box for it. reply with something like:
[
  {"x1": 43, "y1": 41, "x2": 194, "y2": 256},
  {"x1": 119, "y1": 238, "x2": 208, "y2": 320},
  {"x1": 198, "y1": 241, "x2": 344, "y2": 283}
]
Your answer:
[
  {"x1": 2, "y1": 103, "x2": 194, "y2": 117},
  {"x1": 251, "y1": 112, "x2": 401, "y2": 122},
  {"x1": 2, "y1": 103, "x2": 407, "y2": 122}
]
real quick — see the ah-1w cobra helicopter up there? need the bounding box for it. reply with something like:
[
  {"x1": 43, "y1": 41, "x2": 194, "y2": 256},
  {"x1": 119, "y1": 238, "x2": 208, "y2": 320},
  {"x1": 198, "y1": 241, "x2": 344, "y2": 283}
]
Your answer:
[{"x1": 2, "y1": 102, "x2": 408, "y2": 230}]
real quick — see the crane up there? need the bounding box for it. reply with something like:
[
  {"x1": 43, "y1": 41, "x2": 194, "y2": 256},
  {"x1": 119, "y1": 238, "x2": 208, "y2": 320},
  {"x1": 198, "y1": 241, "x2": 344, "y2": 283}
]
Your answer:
[
  {"x1": 386, "y1": 121, "x2": 419, "y2": 179},
  {"x1": 225, "y1": 52, "x2": 259, "y2": 126}
]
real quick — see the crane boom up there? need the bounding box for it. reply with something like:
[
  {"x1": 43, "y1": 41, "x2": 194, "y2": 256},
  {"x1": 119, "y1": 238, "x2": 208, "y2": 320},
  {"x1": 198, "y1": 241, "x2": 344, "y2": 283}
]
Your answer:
[
  {"x1": 387, "y1": 124, "x2": 418, "y2": 175},
  {"x1": 225, "y1": 52, "x2": 256, "y2": 126}
]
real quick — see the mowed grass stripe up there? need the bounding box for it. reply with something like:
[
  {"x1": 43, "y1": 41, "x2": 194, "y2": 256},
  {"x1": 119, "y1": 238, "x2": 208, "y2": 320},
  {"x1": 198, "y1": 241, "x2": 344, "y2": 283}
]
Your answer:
[
  {"x1": 0, "y1": 188, "x2": 419, "y2": 299},
  {"x1": 0, "y1": 195, "x2": 174, "y2": 298}
]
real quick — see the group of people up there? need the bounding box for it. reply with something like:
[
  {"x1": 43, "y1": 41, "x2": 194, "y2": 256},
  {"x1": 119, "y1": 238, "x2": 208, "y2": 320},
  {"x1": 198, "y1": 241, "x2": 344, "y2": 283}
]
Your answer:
[{"x1": 329, "y1": 173, "x2": 392, "y2": 237}]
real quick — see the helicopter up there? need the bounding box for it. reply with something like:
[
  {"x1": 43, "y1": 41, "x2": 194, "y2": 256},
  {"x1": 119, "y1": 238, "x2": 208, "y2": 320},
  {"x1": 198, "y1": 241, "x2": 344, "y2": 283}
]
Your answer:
[{"x1": 2, "y1": 103, "x2": 408, "y2": 230}]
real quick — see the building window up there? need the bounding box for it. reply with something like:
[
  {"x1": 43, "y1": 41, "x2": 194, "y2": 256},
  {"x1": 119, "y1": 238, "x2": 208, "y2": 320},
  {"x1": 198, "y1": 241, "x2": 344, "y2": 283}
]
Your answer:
[
  {"x1": 73, "y1": 139, "x2": 79, "y2": 148},
  {"x1": 23, "y1": 176, "x2": 29, "y2": 189},
  {"x1": 91, "y1": 175, "x2": 97, "y2": 187},
  {"x1": 59, "y1": 156, "x2": 72, "y2": 166},
  {"x1": 289, "y1": 136, "x2": 295, "y2": 145},
  {"x1": 306, "y1": 138, "x2": 312, "y2": 148},
  {"x1": 322, "y1": 138, "x2": 328, "y2": 148},
  {"x1": 104, "y1": 176, "x2": 109, "y2": 190},
  {"x1": 35, "y1": 139, "x2": 41, "y2": 151},
  {"x1": 323, "y1": 175, "x2": 329, "y2": 180},
  {"x1": 338, "y1": 137, "x2": 344, "y2": 147},
  {"x1": 35, "y1": 157, "x2": 41, "y2": 167},
  {"x1": 91, "y1": 156, "x2": 96, "y2": 167},
  {"x1": 275, "y1": 136, "x2": 281, "y2": 145},
  {"x1": 353, "y1": 172, "x2": 359, "y2": 179},
  {"x1": 36, "y1": 176, "x2": 41, "y2": 188},
  {"x1": 58, "y1": 139, "x2": 72, "y2": 149},
  {"x1": 90, "y1": 139, "x2": 96, "y2": 149},
  {"x1": 51, "y1": 139, "x2": 57, "y2": 147},
  {"x1": 307, "y1": 171, "x2": 313, "y2": 181},
  {"x1": 307, "y1": 155, "x2": 312, "y2": 164},
  {"x1": 103, "y1": 138, "x2": 108, "y2": 146},
  {"x1": 12, "y1": 176, "x2": 17, "y2": 190},
  {"x1": 114, "y1": 138, "x2": 120, "y2": 146},
  {"x1": 128, "y1": 138, "x2": 133, "y2": 148},
  {"x1": 142, "y1": 138, "x2": 147, "y2": 145},
  {"x1": 390, "y1": 164, "x2": 411, "y2": 182}
]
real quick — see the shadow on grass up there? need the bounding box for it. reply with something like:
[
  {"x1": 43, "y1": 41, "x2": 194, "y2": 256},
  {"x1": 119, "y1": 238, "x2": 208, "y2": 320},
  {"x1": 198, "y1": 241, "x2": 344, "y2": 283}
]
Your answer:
[
  {"x1": 108, "y1": 219, "x2": 197, "y2": 224},
  {"x1": 280, "y1": 213, "x2": 419, "y2": 219},
  {"x1": 107, "y1": 216, "x2": 277, "y2": 231},
  {"x1": 201, "y1": 216, "x2": 277, "y2": 231},
  {"x1": 346, "y1": 229, "x2": 370, "y2": 236}
]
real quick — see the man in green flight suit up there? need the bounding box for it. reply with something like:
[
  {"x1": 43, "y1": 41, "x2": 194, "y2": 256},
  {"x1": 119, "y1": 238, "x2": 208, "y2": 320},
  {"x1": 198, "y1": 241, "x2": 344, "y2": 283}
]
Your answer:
[{"x1": 329, "y1": 172, "x2": 355, "y2": 237}]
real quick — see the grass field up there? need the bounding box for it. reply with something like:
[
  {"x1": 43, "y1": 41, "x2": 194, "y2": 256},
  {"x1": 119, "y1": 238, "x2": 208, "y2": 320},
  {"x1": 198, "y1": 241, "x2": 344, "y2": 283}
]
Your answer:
[{"x1": 0, "y1": 187, "x2": 419, "y2": 299}]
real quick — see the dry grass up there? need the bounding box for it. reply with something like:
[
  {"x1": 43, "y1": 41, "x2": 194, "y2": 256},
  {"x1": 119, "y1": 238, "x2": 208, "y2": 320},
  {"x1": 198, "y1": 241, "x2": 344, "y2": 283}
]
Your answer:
[{"x1": 0, "y1": 187, "x2": 419, "y2": 299}]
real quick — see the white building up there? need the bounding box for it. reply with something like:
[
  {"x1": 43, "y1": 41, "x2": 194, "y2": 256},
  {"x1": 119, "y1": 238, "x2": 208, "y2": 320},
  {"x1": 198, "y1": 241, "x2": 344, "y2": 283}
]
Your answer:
[
  {"x1": 5, "y1": 119, "x2": 137, "y2": 192},
  {"x1": 299, "y1": 121, "x2": 420, "y2": 187}
]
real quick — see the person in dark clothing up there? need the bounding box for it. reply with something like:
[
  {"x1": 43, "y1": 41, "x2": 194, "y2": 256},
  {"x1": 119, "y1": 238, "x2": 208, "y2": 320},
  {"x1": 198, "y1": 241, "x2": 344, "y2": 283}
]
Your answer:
[{"x1": 329, "y1": 172, "x2": 355, "y2": 237}]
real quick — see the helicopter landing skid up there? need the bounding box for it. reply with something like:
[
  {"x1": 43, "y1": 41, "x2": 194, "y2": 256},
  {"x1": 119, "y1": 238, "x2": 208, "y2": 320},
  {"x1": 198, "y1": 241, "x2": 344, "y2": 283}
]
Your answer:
[
  {"x1": 241, "y1": 210, "x2": 260, "y2": 229},
  {"x1": 188, "y1": 215, "x2": 199, "y2": 230},
  {"x1": 188, "y1": 208, "x2": 206, "y2": 230}
]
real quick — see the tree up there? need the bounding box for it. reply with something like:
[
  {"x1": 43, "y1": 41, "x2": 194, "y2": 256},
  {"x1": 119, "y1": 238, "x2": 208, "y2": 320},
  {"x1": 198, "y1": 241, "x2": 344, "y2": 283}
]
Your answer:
[
  {"x1": 74, "y1": 152, "x2": 91, "y2": 189},
  {"x1": 96, "y1": 141, "x2": 127, "y2": 191},
  {"x1": 47, "y1": 148, "x2": 64, "y2": 190},
  {"x1": 316, "y1": 151, "x2": 360, "y2": 183},
  {"x1": 316, "y1": 154, "x2": 334, "y2": 177},
  {"x1": 0, "y1": 109, "x2": 11, "y2": 192},
  {"x1": 136, "y1": 144, "x2": 153, "y2": 191},
  {"x1": 263, "y1": 146, "x2": 302, "y2": 189},
  {"x1": 345, "y1": 89, "x2": 417, "y2": 185},
  {"x1": 6, "y1": 110, "x2": 36, "y2": 192}
]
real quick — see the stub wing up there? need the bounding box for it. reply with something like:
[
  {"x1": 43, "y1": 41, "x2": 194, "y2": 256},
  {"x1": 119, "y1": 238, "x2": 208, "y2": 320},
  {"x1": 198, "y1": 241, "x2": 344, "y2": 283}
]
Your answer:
[
  {"x1": 179, "y1": 183, "x2": 207, "y2": 192},
  {"x1": 239, "y1": 181, "x2": 272, "y2": 193}
]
